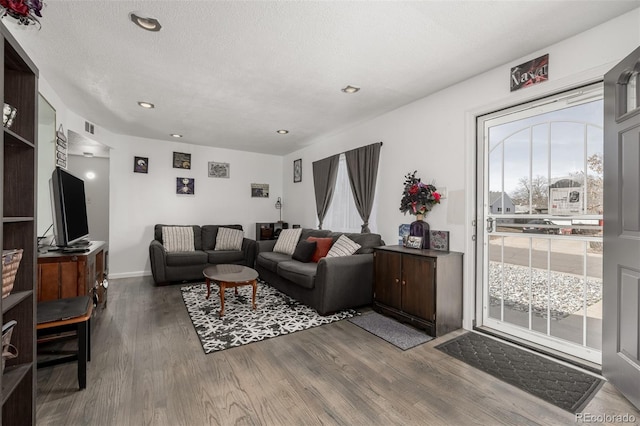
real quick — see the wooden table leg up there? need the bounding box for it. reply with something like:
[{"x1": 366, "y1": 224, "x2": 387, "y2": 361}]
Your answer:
[
  {"x1": 206, "y1": 278, "x2": 211, "y2": 300},
  {"x1": 251, "y1": 279, "x2": 257, "y2": 310},
  {"x1": 78, "y1": 320, "x2": 88, "y2": 390},
  {"x1": 219, "y1": 282, "x2": 226, "y2": 317}
]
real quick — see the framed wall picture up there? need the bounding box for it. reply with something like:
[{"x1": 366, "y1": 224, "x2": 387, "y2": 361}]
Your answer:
[
  {"x1": 251, "y1": 183, "x2": 269, "y2": 198},
  {"x1": 176, "y1": 177, "x2": 195, "y2": 195},
  {"x1": 134, "y1": 156, "x2": 148, "y2": 173},
  {"x1": 293, "y1": 158, "x2": 302, "y2": 183},
  {"x1": 55, "y1": 125, "x2": 67, "y2": 169},
  {"x1": 173, "y1": 152, "x2": 191, "y2": 169},
  {"x1": 429, "y1": 230, "x2": 449, "y2": 251},
  {"x1": 404, "y1": 235, "x2": 423, "y2": 249},
  {"x1": 208, "y1": 161, "x2": 230, "y2": 178}
]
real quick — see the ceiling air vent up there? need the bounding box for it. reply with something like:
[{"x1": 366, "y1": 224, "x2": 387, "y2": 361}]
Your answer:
[{"x1": 85, "y1": 121, "x2": 95, "y2": 134}]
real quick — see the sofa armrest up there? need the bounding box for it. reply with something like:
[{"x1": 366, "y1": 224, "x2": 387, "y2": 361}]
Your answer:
[
  {"x1": 315, "y1": 253, "x2": 374, "y2": 314},
  {"x1": 241, "y1": 238, "x2": 257, "y2": 267},
  {"x1": 149, "y1": 240, "x2": 168, "y2": 283},
  {"x1": 256, "y1": 239, "x2": 277, "y2": 254}
]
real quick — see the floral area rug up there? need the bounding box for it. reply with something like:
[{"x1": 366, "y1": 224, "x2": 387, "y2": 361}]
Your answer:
[{"x1": 181, "y1": 280, "x2": 356, "y2": 354}]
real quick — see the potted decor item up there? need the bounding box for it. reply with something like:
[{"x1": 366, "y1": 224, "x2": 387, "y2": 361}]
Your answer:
[
  {"x1": 399, "y1": 171, "x2": 441, "y2": 249},
  {"x1": 1, "y1": 320, "x2": 17, "y2": 372},
  {"x1": 2, "y1": 249, "x2": 23, "y2": 298},
  {"x1": 2, "y1": 103, "x2": 17, "y2": 128}
]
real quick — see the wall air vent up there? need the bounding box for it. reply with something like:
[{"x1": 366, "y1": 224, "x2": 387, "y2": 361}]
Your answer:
[{"x1": 85, "y1": 121, "x2": 95, "y2": 134}]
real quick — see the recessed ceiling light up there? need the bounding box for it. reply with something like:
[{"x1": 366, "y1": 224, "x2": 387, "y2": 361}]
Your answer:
[
  {"x1": 170, "y1": 134, "x2": 183, "y2": 138},
  {"x1": 138, "y1": 101, "x2": 154, "y2": 109},
  {"x1": 341, "y1": 85, "x2": 360, "y2": 94},
  {"x1": 129, "y1": 12, "x2": 161, "y2": 32},
  {"x1": 276, "y1": 129, "x2": 289, "y2": 134}
]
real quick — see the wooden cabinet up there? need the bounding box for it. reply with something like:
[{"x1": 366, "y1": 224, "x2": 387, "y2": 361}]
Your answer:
[
  {"x1": 1, "y1": 23, "x2": 38, "y2": 425},
  {"x1": 373, "y1": 245, "x2": 462, "y2": 337},
  {"x1": 37, "y1": 241, "x2": 108, "y2": 310}
]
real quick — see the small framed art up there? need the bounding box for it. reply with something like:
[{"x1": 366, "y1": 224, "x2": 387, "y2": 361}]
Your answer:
[
  {"x1": 173, "y1": 152, "x2": 191, "y2": 169},
  {"x1": 176, "y1": 177, "x2": 195, "y2": 195},
  {"x1": 293, "y1": 159, "x2": 302, "y2": 183},
  {"x1": 208, "y1": 161, "x2": 230, "y2": 178},
  {"x1": 404, "y1": 235, "x2": 423, "y2": 249},
  {"x1": 429, "y1": 230, "x2": 449, "y2": 251},
  {"x1": 134, "y1": 156, "x2": 148, "y2": 173},
  {"x1": 251, "y1": 183, "x2": 269, "y2": 198}
]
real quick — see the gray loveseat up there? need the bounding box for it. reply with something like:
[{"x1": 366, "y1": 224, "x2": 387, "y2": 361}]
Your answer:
[
  {"x1": 256, "y1": 229, "x2": 384, "y2": 315},
  {"x1": 149, "y1": 224, "x2": 256, "y2": 284}
]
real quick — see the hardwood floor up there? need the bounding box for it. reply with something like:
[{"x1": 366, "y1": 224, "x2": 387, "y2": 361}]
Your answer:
[{"x1": 36, "y1": 277, "x2": 639, "y2": 425}]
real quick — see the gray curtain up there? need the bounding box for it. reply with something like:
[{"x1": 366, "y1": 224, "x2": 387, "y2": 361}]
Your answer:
[
  {"x1": 345, "y1": 142, "x2": 382, "y2": 233},
  {"x1": 312, "y1": 154, "x2": 340, "y2": 229}
]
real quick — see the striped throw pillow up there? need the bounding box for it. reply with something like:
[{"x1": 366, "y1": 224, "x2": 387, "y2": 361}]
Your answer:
[
  {"x1": 162, "y1": 226, "x2": 195, "y2": 252},
  {"x1": 326, "y1": 234, "x2": 361, "y2": 258},
  {"x1": 215, "y1": 227, "x2": 244, "y2": 251},
  {"x1": 273, "y1": 228, "x2": 302, "y2": 255}
]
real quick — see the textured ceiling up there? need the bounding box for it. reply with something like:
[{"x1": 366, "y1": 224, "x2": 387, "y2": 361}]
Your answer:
[{"x1": 5, "y1": 1, "x2": 639, "y2": 155}]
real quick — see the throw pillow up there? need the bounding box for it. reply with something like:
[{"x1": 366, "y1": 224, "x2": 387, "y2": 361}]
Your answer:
[
  {"x1": 215, "y1": 227, "x2": 244, "y2": 251},
  {"x1": 326, "y1": 234, "x2": 362, "y2": 258},
  {"x1": 292, "y1": 240, "x2": 317, "y2": 263},
  {"x1": 273, "y1": 228, "x2": 303, "y2": 255},
  {"x1": 162, "y1": 226, "x2": 195, "y2": 252},
  {"x1": 307, "y1": 237, "x2": 334, "y2": 262}
]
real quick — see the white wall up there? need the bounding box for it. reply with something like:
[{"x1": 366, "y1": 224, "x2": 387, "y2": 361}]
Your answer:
[
  {"x1": 282, "y1": 9, "x2": 640, "y2": 329},
  {"x1": 102, "y1": 132, "x2": 283, "y2": 278}
]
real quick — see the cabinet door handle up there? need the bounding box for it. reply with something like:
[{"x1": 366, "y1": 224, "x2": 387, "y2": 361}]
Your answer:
[
  {"x1": 402, "y1": 280, "x2": 406, "y2": 286},
  {"x1": 395, "y1": 278, "x2": 399, "y2": 284}
]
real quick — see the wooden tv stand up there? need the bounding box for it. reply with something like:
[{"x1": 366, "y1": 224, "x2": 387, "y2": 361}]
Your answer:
[{"x1": 37, "y1": 241, "x2": 108, "y2": 312}]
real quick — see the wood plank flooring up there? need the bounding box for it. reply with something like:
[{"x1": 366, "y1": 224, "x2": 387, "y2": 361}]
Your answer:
[{"x1": 36, "y1": 277, "x2": 639, "y2": 425}]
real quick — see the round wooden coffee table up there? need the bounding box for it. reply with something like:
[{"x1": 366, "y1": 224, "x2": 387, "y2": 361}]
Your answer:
[{"x1": 202, "y1": 264, "x2": 259, "y2": 317}]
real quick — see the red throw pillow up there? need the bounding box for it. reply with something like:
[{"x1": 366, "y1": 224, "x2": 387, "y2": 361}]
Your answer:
[{"x1": 307, "y1": 237, "x2": 334, "y2": 263}]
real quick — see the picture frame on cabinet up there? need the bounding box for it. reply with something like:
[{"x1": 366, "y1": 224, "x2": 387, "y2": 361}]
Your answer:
[
  {"x1": 429, "y1": 230, "x2": 449, "y2": 251},
  {"x1": 404, "y1": 235, "x2": 423, "y2": 249}
]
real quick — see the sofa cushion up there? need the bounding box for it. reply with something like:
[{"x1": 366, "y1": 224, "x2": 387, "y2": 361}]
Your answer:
[
  {"x1": 273, "y1": 228, "x2": 302, "y2": 255},
  {"x1": 277, "y1": 260, "x2": 317, "y2": 289},
  {"x1": 215, "y1": 227, "x2": 244, "y2": 251},
  {"x1": 343, "y1": 233, "x2": 384, "y2": 254},
  {"x1": 326, "y1": 234, "x2": 361, "y2": 257},
  {"x1": 162, "y1": 226, "x2": 195, "y2": 252},
  {"x1": 201, "y1": 225, "x2": 243, "y2": 250},
  {"x1": 206, "y1": 250, "x2": 245, "y2": 264},
  {"x1": 300, "y1": 228, "x2": 332, "y2": 241},
  {"x1": 165, "y1": 250, "x2": 208, "y2": 266},
  {"x1": 256, "y1": 251, "x2": 292, "y2": 273},
  {"x1": 292, "y1": 240, "x2": 317, "y2": 263},
  {"x1": 155, "y1": 224, "x2": 202, "y2": 250},
  {"x1": 307, "y1": 237, "x2": 333, "y2": 262}
]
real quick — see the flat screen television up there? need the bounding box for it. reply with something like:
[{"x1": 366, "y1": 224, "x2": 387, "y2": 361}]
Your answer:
[{"x1": 50, "y1": 167, "x2": 90, "y2": 247}]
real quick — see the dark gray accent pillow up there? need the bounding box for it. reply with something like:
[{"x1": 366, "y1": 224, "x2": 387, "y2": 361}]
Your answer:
[{"x1": 292, "y1": 240, "x2": 317, "y2": 263}]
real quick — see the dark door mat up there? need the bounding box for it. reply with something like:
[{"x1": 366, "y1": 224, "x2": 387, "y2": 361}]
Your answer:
[
  {"x1": 435, "y1": 332, "x2": 604, "y2": 413},
  {"x1": 348, "y1": 311, "x2": 433, "y2": 350}
]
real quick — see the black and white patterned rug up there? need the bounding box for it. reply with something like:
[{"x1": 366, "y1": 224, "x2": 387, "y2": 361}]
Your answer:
[{"x1": 181, "y1": 280, "x2": 356, "y2": 354}]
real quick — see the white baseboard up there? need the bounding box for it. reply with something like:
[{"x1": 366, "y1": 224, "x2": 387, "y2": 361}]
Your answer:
[{"x1": 108, "y1": 271, "x2": 152, "y2": 279}]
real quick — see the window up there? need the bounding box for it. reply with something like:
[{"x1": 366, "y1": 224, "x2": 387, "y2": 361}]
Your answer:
[
  {"x1": 497, "y1": 207, "x2": 502, "y2": 212},
  {"x1": 323, "y1": 154, "x2": 377, "y2": 233}
]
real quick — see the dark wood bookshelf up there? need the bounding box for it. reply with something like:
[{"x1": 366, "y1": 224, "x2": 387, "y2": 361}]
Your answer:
[{"x1": 1, "y1": 22, "x2": 38, "y2": 425}]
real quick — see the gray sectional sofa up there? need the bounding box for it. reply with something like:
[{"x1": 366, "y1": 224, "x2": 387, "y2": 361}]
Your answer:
[
  {"x1": 256, "y1": 229, "x2": 384, "y2": 315},
  {"x1": 149, "y1": 224, "x2": 256, "y2": 284}
]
